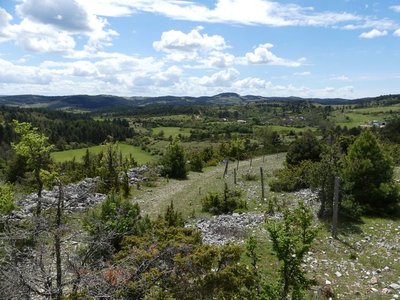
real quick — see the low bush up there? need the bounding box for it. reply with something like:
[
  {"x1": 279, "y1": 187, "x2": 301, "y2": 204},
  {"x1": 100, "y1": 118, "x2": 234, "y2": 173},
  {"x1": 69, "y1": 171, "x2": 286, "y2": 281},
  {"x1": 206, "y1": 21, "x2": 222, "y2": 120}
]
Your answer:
[
  {"x1": 201, "y1": 184, "x2": 246, "y2": 215},
  {"x1": 269, "y1": 160, "x2": 314, "y2": 192},
  {"x1": 242, "y1": 172, "x2": 258, "y2": 181}
]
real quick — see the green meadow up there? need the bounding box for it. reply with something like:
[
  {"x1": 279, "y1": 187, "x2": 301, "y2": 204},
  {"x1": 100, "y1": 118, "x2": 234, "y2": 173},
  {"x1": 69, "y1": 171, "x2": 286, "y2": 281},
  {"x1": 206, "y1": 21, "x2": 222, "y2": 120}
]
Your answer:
[
  {"x1": 51, "y1": 143, "x2": 154, "y2": 165},
  {"x1": 152, "y1": 126, "x2": 191, "y2": 137}
]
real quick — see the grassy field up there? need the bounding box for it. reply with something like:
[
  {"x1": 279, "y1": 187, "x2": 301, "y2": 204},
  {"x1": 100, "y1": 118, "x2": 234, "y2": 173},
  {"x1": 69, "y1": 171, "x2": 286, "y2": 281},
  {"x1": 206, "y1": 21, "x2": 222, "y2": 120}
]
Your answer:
[
  {"x1": 152, "y1": 126, "x2": 191, "y2": 138},
  {"x1": 331, "y1": 106, "x2": 398, "y2": 128},
  {"x1": 331, "y1": 111, "x2": 382, "y2": 128},
  {"x1": 51, "y1": 143, "x2": 154, "y2": 165},
  {"x1": 129, "y1": 155, "x2": 400, "y2": 299},
  {"x1": 131, "y1": 153, "x2": 286, "y2": 218}
]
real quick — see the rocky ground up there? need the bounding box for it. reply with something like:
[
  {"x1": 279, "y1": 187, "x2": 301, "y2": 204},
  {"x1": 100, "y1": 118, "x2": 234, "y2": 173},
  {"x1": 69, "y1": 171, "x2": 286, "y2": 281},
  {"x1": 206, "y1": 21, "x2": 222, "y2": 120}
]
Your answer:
[
  {"x1": 191, "y1": 212, "x2": 268, "y2": 245},
  {"x1": 12, "y1": 166, "x2": 148, "y2": 219}
]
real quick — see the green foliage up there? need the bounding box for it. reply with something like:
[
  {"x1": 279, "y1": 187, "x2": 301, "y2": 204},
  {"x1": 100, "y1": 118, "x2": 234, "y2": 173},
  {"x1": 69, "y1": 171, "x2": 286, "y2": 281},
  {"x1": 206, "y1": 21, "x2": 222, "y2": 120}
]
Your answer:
[
  {"x1": 201, "y1": 183, "x2": 247, "y2": 215},
  {"x1": 255, "y1": 127, "x2": 282, "y2": 153},
  {"x1": 97, "y1": 143, "x2": 120, "y2": 192},
  {"x1": 161, "y1": 201, "x2": 185, "y2": 227},
  {"x1": 270, "y1": 160, "x2": 314, "y2": 192},
  {"x1": 267, "y1": 202, "x2": 317, "y2": 299},
  {"x1": 112, "y1": 224, "x2": 256, "y2": 299},
  {"x1": 243, "y1": 171, "x2": 258, "y2": 181},
  {"x1": 286, "y1": 131, "x2": 322, "y2": 167},
  {"x1": 84, "y1": 192, "x2": 151, "y2": 256},
  {"x1": 0, "y1": 183, "x2": 15, "y2": 216},
  {"x1": 161, "y1": 139, "x2": 188, "y2": 179},
  {"x1": 12, "y1": 120, "x2": 54, "y2": 199},
  {"x1": 246, "y1": 235, "x2": 261, "y2": 295},
  {"x1": 189, "y1": 151, "x2": 204, "y2": 172},
  {"x1": 307, "y1": 154, "x2": 337, "y2": 218},
  {"x1": 341, "y1": 130, "x2": 399, "y2": 214}
]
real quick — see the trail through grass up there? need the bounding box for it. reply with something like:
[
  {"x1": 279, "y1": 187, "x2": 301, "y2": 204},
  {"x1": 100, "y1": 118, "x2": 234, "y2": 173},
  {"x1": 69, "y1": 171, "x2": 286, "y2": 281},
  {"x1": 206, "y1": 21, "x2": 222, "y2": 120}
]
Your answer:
[{"x1": 132, "y1": 153, "x2": 286, "y2": 218}]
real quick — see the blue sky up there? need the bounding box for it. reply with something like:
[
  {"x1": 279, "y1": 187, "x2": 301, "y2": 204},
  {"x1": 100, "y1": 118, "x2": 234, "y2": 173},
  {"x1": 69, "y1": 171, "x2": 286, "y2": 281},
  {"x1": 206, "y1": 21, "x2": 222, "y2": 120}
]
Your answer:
[{"x1": 0, "y1": 0, "x2": 399, "y2": 98}]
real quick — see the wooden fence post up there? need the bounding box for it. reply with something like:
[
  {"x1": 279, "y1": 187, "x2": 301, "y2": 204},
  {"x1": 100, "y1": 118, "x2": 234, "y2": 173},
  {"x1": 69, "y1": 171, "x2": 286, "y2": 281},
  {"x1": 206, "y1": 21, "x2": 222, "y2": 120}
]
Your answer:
[
  {"x1": 223, "y1": 159, "x2": 229, "y2": 177},
  {"x1": 332, "y1": 176, "x2": 340, "y2": 238},
  {"x1": 260, "y1": 167, "x2": 265, "y2": 201}
]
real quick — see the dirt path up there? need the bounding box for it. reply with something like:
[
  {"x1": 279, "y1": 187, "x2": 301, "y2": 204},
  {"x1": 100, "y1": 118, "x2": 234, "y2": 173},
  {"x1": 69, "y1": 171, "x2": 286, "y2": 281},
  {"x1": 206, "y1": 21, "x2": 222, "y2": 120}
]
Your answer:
[{"x1": 132, "y1": 153, "x2": 285, "y2": 218}]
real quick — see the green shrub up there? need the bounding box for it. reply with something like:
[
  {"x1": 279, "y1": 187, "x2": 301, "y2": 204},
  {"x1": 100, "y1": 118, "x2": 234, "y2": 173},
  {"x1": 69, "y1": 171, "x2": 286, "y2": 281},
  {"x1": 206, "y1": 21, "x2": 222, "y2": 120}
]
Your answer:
[
  {"x1": 201, "y1": 184, "x2": 246, "y2": 215},
  {"x1": 190, "y1": 151, "x2": 204, "y2": 172},
  {"x1": 205, "y1": 158, "x2": 219, "y2": 167},
  {"x1": 242, "y1": 172, "x2": 258, "y2": 181},
  {"x1": 341, "y1": 130, "x2": 399, "y2": 214},
  {"x1": 160, "y1": 139, "x2": 187, "y2": 179},
  {"x1": 286, "y1": 131, "x2": 322, "y2": 167},
  {"x1": 270, "y1": 160, "x2": 314, "y2": 192}
]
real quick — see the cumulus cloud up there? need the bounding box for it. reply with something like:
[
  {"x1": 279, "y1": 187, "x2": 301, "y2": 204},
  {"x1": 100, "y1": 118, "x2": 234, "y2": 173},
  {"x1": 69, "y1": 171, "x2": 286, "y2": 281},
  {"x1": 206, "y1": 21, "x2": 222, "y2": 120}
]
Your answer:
[
  {"x1": 16, "y1": 0, "x2": 92, "y2": 32},
  {"x1": 0, "y1": 7, "x2": 12, "y2": 30},
  {"x1": 153, "y1": 27, "x2": 228, "y2": 61},
  {"x1": 359, "y1": 29, "x2": 388, "y2": 39},
  {"x1": 0, "y1": 58, "x2": 52, "y2": 84},
  {"x1": 198, "y1": 68, "x2": 239, "y2": 86},
  {"x1": 0, "y1": 0, "x2": 118, "y2": 55},
  {"x1": 394, "y1": 29, "x2": 400, "y2": 37},
  {"x1": 11, "y1": 19, "x2": 76, "y2": 53},
  {"x1": 233, "y1": 77, "x2": 271, "y2": 90},
  {"x1": 245, "y1": 43, "x2": 304, "y2": 67}
]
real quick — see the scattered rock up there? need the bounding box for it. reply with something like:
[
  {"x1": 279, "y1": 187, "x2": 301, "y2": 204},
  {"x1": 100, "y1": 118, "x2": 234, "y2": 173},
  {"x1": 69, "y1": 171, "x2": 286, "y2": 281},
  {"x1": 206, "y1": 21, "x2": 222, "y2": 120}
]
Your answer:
[
  {"x1": 389, "y1": 283, "x2": 400, "y2": 290},
  {"x1": 190, "y1": 213, "x2": 267, "y2": 245},
  {"x1": 369, "y1": 276, "x2": 378, "y2": 285}
]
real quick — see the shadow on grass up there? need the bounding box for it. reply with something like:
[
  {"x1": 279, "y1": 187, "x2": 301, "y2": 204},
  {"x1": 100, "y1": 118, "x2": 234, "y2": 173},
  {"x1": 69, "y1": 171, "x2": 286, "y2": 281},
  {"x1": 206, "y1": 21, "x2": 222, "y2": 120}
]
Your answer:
[
  {"x1": 319, "y1": 213, "x2": 364, "y2": 251},
  {"x1": 320, "y1": 213, "x2": 364, "y2": 236}
]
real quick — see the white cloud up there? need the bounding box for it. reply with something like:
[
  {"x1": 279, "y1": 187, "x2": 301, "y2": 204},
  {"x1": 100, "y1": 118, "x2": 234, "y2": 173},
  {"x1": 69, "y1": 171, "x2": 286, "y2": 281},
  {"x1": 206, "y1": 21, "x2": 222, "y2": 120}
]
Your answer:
[
  {"x1": 153, "y1": 27, "x2": 228, "y2": 62},
  {"x1": 200, "y1": 51, "x2": 236, "y2": 69},
  {"x1": 198, "y1": 68, "x2": 239, "y2": 86},
  {"x1": 11, "y1": 19, "x2": 76, "y2": 53},
  {"x1": 331, "y1": 75, "x2": 350, "y2": 81},
  {"x1": 0, "y1": 0, "x2": 118, "y2": 55},
  {"x1": 245, "y1": 43, "x2": 304, "y2": 67},
  {"x1": 16, "y1": 0, "x2": 92, "y2": 32},
  {"x1": 233, "y1": 77, "x2": 271, "y2": 90},
  {"x1": 394, "y1": 29, "x2": 400, "y2": 37},
  {"x1": 390, "y1": 5, "x2": 400, "y2": 13},
  {"x1": 0, "y1": 7, "x2": 12, "y2": 30},
  {"x1": 341, "y1": 18, "x2": 397, "y2": 31},
  {"x1": 0, "y1": 58, "x2": 52, "y2": 84},
  {"x1": 359, "y1": 29, "x2": 388, "y2": 39},
  {"x1": 91, "y1": 0, "x2": 360, "y2": 28},
  {"x1": 322, "y1": 86, "x2": 354, "y2": 96},
  {"x1": 294, "y1": 71, "x2": 311, "y2": 76}
]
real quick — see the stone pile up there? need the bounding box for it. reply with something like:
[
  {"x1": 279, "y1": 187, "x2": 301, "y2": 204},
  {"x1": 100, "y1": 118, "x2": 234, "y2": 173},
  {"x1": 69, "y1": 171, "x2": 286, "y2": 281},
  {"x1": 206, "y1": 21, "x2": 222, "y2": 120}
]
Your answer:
[
  {"x1": 127, "y1": 165, "x2": 148, "y2": 185},
  {"x1": 192, "y1": 213, "x2": 270, "y2": 245},
  {"x1": 12, "y1": 177, "x2": 106, "y2": 219},
  {"x1": 12, "y1": 166, "x2": 149, "y2": 219}
]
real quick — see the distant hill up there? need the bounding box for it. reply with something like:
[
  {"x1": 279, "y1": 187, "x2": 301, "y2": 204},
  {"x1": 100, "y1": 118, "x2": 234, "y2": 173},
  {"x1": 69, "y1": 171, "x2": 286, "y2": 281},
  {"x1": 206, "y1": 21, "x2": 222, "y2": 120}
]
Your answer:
[{"x1": 0, "y1": 93, "x2": 399, "y2": 110}]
